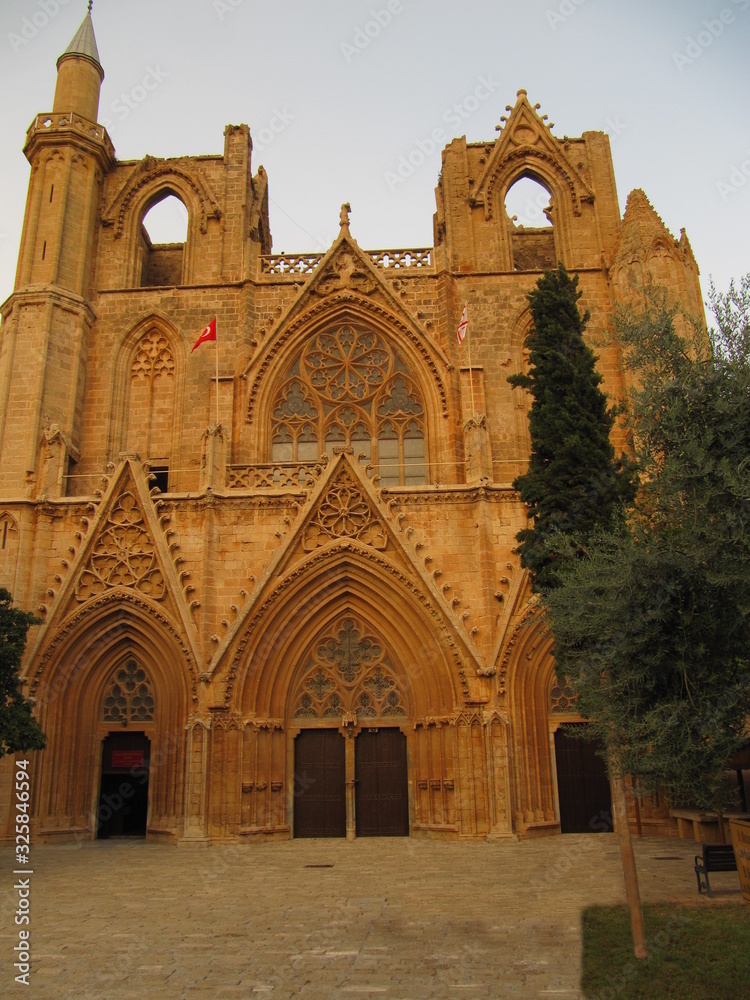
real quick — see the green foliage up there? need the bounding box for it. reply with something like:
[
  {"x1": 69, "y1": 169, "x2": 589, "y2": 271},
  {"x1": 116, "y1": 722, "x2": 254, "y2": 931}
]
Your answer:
[
  {"x1": 544, "y1": 279, "x2": 750, "y2": 808},
  {"x1": 0, "y1": 588, "x2": 46, "y2": 757},
  {"x1": 509, "y1": 263, "x2": 637, "y2": 590},
  {"x1": 545, "y1": 530, "x2": 749, "y2": 807}
]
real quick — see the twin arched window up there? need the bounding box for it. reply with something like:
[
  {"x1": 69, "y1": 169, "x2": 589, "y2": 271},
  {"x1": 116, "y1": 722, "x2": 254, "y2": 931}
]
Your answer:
[{"x1": 270, "y1": 324, "x2": 426, "y2": 486}]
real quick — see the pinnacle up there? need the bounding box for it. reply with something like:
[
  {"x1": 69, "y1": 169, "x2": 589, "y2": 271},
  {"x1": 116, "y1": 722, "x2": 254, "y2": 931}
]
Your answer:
[{"x1": 58, "y1": 9, "x2": 102, "y2": 73}]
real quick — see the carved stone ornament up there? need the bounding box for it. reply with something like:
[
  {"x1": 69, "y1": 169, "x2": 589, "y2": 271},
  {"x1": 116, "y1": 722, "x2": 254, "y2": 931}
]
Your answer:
[
  {"x1": 75, "y1": 491, "x2": 165, "y2": 602},
  {"x1": 292, "y1": 614, "x2": 407, "y2": 720},
  {"x1": 102, "y1": 659, "x2": 155, "y2": 723},
  {"x1": 302, "y1": 472, "x2": 387, "y2": 551},
  {"x1": 313, "y1": 251, "x2": 378, "y2": 297}
]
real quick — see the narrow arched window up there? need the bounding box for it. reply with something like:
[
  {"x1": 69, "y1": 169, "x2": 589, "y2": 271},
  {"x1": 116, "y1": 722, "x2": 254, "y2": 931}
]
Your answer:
[
  {"x1": 126, "y1": 329, "x2": 175, "y2": 480},
  {"x1": 504, "y1": 176, "x2": 556, "y2": 272},
  {"x1": 139, "y1": 194, "x2": 188, "y2": 287}
]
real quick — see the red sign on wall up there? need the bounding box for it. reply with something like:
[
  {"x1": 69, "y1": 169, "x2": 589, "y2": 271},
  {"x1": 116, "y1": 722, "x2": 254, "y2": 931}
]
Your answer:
[{"x1": 111, "y1": 750, "x2": 145, "y2": 769}]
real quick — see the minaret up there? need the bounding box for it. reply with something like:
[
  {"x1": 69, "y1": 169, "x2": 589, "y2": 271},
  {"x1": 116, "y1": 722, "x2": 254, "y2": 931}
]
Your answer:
[
  {"x1": 53, "y1": 4, "x2": 104, "y2": 123},
  {"x1": 0, "y1": 4, "x2": 113, "y2": 496}
]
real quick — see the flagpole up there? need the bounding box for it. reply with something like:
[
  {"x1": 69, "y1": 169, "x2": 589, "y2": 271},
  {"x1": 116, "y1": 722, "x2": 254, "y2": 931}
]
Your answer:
[
  {"x1": 215, "y1": 325, "x2": 220, "y2": 427},
  {"x1": 467, "y1": 329, "x2": 478, "y2": 418}
]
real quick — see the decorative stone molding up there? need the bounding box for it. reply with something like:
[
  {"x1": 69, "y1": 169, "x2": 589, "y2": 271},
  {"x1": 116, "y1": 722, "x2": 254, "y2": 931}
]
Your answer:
[
  {"x1": 30, "y1": 588, "x2": 199, "y2": 700},
  {"x1": 246, "y1": 293, "x2": 449, "y2": 425},
  {"x1": 75, "y1": 492, "x2": 165, "y2": 603},
  {"x1": 225, "y1": 541, "x2": 470, "y2": 705},
  {"x1": 291, "y1": 614, "x2": 407, "y2": 720},
  {"x1": 103, "y1": 159, "x2": 221, "y2": 238},
  {"x1": 302, "y1": 472, "x2": 388, "y2": 552}
]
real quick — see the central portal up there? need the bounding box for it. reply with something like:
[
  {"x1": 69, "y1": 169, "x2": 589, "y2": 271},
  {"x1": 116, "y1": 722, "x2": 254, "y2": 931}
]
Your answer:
[
  {"x1": 290, "y1": 613, "x2": 412, "y2": 838},
  {"x1": 293, "y1": 727, "x2": 409, "y2": 837}
]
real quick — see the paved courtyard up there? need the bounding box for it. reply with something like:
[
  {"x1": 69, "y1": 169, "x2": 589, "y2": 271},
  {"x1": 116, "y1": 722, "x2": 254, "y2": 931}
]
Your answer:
[{"x1": 1, "y1": 834, "x2": 743, "y2": 999}]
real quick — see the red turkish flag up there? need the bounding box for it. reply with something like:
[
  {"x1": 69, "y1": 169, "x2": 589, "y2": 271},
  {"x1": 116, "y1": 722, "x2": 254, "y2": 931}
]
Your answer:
[{"x1": 191, "y1": 317, "x2": 217, "y2": 352}]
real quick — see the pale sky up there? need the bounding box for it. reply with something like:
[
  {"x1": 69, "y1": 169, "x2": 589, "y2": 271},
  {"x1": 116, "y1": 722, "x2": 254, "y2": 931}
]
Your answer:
[{"x1": 1, "y1": 0, "x2": 749, "y2": 308}]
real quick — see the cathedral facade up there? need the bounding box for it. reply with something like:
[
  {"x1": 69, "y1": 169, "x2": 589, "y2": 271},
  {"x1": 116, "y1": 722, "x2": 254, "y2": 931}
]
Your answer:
[{"x1": 0, "y1": 13, "x2": 702, "y2": 844}]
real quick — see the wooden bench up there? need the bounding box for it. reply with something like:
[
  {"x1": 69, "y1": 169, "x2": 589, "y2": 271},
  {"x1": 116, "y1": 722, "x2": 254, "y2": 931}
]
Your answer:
[{"x1": 694, "y1": 843, "x2": 737, "y2": 896}]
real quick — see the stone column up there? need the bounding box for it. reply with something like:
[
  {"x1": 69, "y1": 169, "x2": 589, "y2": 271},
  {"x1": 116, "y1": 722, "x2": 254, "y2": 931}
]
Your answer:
[
  {"x1": 200, "y1": 423, "x2": 226, "y2": 492},
  {"x1": 463, "y1": 414, "x2": 492, "y2": 485},
  {"x1": 181, "y1": 717, "x2": 211, "y2": 846}
]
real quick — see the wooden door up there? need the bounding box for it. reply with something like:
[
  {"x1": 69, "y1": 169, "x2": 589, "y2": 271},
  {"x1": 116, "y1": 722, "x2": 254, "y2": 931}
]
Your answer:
[
  {"x1": 554, "y1": 724, "x2": 613, "y2": 833},
  {"x1": 355, "y1": 728, "x2": 409, "y2": 837},
  {"x1": 293, "y1": 729, "x2": 346, "y2": 838}
]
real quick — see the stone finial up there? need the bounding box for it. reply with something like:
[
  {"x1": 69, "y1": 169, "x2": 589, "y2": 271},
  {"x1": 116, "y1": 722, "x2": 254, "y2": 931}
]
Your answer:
[{"x1": 339, "y1": 202, "x2": 351, "y2": 230}]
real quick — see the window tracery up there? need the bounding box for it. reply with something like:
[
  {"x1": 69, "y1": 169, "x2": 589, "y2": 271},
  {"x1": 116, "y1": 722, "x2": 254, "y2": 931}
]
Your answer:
[
  {"x1": 550, "y1": 675, "x2": 579, "y2": 714},
  {"x1": 131, "y1": 331, "x2": 175, "y2": 381},
  {"x1": 102, "y1": 659, "x2": 155, "y2": 723},
  {"x1": 270, "y1": 325, "x2": 426, "y2": 485},
  {"x1": 126, "y1": 330, "x2": 176, "y2": 463},
  {"x1": 292, "y1": 615, "x2": 407, "y2": 720}
]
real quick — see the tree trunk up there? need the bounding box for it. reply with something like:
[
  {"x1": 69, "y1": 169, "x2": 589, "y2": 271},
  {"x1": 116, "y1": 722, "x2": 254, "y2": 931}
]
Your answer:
[
  {"x1": 716, "y1": 808, "x2": 726, "y2": 844},
  {"x1": 612, "y1": 774, "x2": 647, "y2": 959}
]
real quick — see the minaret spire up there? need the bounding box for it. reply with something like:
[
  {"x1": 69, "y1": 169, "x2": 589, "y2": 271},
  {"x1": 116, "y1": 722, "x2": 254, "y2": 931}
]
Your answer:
[{"x1": 52, "y1": 4, "x2": 104, "y2": 121}]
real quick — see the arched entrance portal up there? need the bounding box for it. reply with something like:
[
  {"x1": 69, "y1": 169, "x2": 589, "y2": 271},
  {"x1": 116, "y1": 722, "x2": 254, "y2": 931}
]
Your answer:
[
  {"x1": 290, "y1": 613, "x2": 411, "y2": 838},
  {"x1": 97, "y1": 732, "x2": 151, "y2": 838}
]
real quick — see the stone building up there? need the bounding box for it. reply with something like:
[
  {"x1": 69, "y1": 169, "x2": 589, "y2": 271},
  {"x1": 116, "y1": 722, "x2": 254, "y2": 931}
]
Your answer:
[{"x1": 0, "y1": 12, "x2": 702, "y2": 844}]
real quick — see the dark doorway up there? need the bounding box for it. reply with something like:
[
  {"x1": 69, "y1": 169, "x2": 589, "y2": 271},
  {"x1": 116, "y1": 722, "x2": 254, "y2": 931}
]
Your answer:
[
  {"x1": 97, "y1": 732, "x2": 150, "y2": 838},
  {"x1": 554, "y1": 724, "x2": 613, "y2": 833},
  {"x1": 294, "y1": 729, "x2": 346, "y2": 838},
  {"x1": 355, "y1": 728, "x2": 409, "y2": 837}
]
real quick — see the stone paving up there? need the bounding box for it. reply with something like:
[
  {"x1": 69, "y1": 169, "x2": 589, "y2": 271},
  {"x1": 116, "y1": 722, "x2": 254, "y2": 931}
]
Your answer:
[{"x1": 0, "y1": 834, "x2": 744, "y2": 999}]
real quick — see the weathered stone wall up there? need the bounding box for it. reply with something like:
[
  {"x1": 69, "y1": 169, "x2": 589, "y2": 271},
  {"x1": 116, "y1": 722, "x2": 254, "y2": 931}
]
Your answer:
[{"x1": 0, "y1": 85, "x2": 702, "y2": 844}]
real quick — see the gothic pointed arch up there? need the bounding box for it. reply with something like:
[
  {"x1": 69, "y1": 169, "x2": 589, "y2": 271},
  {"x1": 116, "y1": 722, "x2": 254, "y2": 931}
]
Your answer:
[
  {"x1": 101, "y1": 657, "x2": 156, "y2": 724},
  {"x1": 502, "y1": 608, "x2": 558, "y2": 834},
  {"x1": 25, "y1": 458, "x2": 202, "y2": 680},
  {"x1": 289, "y1": 611, "x2": 410, "y2": 722},
  {"x1": 0, "y1": 511, "x2": 20, "y2": 593},
  {"x1": 470, "y1": 92, "x2": 594, "y2": 270},
  {"x1": 108, "y1": 315, "x2": 185, "y2": 475},
  {"x1": 224, "y1": 541, "x2": 467, "y2": 719},
  {"x1": 507, "y1": 306, "x2": 534, "y2": 462},
  {"x1": 102, "y1": 159, "x2": 221, "y2": 285},
  {"x1": 244, "y1": 297, "x2": 452, "y2": 485},
  {"x1": 26, "y1": 596, "x2": 192, "y2": 841}
]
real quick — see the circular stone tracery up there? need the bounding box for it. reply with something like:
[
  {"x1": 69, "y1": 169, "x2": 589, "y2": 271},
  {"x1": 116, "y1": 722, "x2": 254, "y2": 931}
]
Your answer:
[{"x1": 291, "y1": 615, "x2": 406, "y2": 719}]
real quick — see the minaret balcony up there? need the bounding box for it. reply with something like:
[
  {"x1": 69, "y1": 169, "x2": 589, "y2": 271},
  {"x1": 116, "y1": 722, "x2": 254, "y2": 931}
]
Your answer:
[{"x1": 24, "y1": 111, "x2": 114, "y2": 164}]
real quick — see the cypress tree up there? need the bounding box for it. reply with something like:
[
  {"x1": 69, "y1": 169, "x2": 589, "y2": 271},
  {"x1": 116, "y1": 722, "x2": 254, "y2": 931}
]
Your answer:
[{"x1": 508, "y1": 264, "x2": 636, "y2": 590}]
